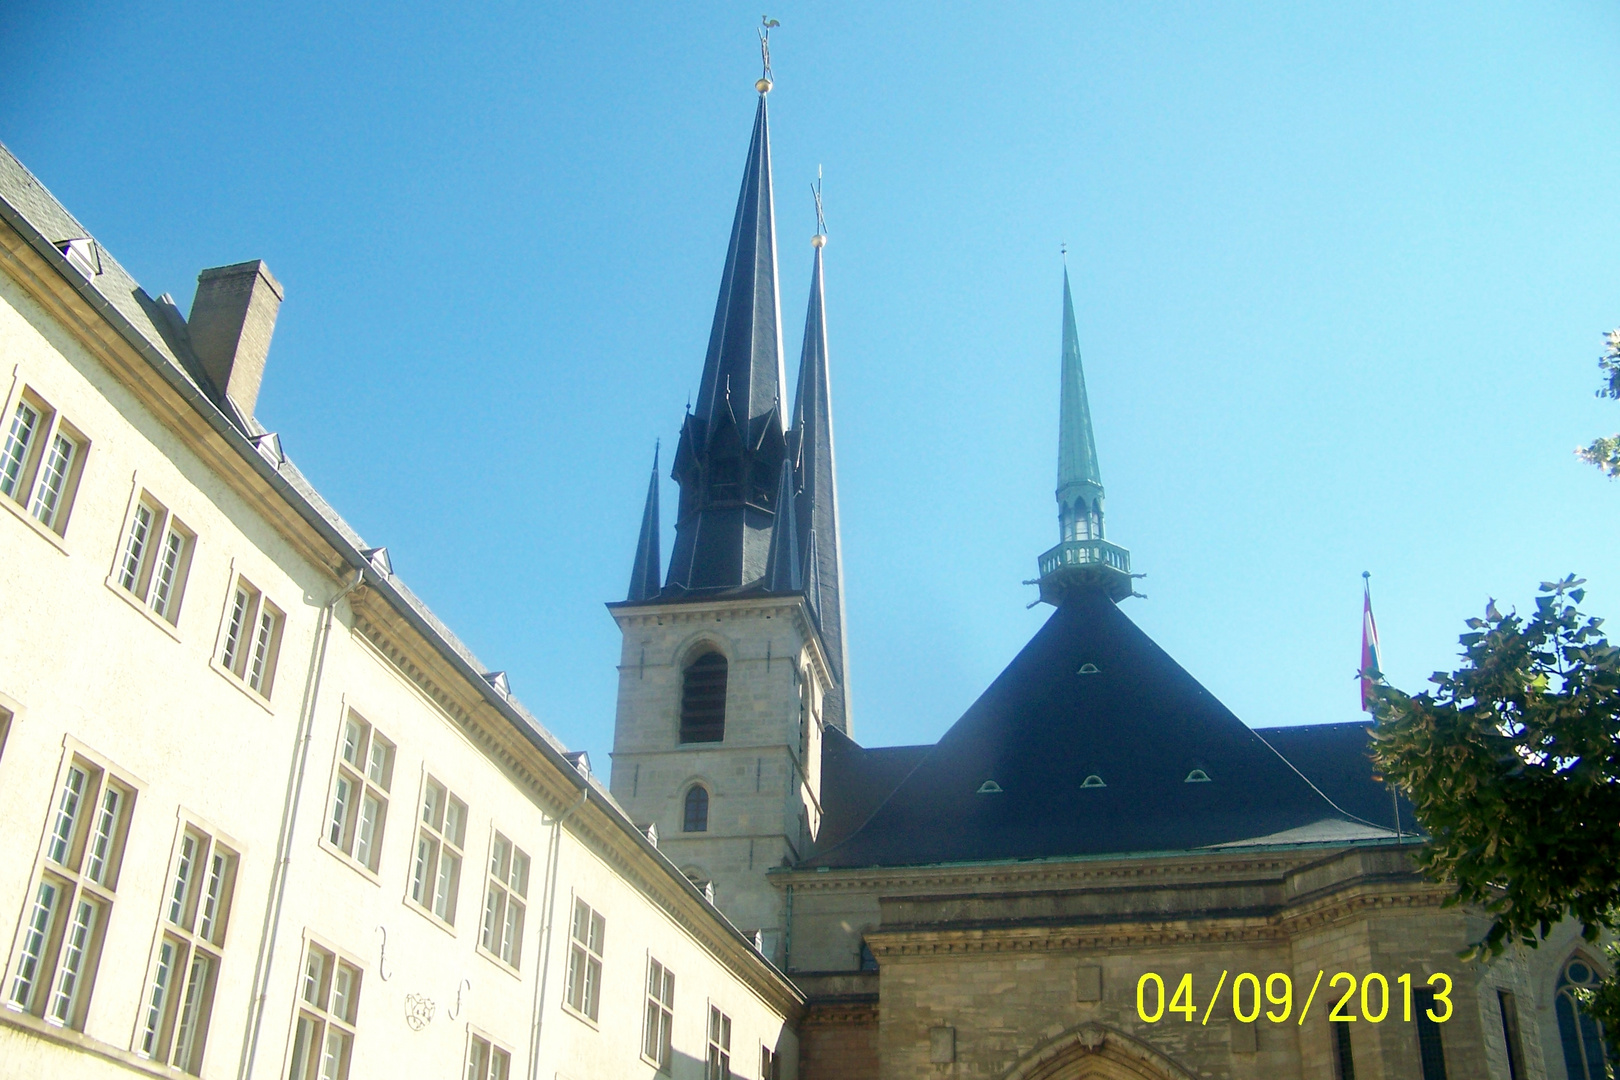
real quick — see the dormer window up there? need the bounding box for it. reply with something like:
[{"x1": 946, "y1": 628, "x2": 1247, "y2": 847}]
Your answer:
[
  {"x1": 679, "y1": 652, "x2": 727, "y2": 743},
  {"x1": 976, "y1": 780, "x2": 1002, "y2": 794},
  {"x1": 1185, "y1": 769, "x2": 1211, "y2": 783},
  {"x1": 1081, "y1": 775, "x2": 1106, "y2": 789}
]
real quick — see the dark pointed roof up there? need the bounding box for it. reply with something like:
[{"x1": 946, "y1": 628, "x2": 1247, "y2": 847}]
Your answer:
[
  {"x1": 693, "y1": 92, "x2": 786, "y2": 447},
  {"x1": 1254, "y1": 721, "x2": 1417, "y2": 835},
  {"x1": 665, "y1": 90, "x2": 789, "y2": 594},
  {"x1": 763, "y1": 459, "x2": 801, "y2": 592},
  {"x1": 804, "y1": 589, "x2": 1390, "y2": 869},
  {"x1": 626, "y1": 444, "x2": 661, "y2": 602},
  {"x1": 791, "y1": 242, "x2": 850, "y2": 732}
]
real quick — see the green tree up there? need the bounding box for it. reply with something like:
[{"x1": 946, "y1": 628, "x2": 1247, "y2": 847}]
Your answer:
[
  {"x1": 1578, "y1": 329, "x2": 1620, "y2": 478},
  {"x1": 1369, "y1": 577, "x2": 1620, "y2": 1049}
]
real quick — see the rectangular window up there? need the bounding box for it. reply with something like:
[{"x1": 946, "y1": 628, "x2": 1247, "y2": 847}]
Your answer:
[
  {"x1": 218, "y1": 576, "x2": 284, "y2": 699},
  {"x1": 1332, "y1": 1019, "x2": 1355, "y2": 1080},
  {"x1": 465, "y1": 1033, "x2": 511, "y2": 1080},
  {"x1": 138, "y1": 822, "x2": 237, "y2": 1073},
  {"x1": 0, "y1": 398, "x2": 40, "y2": 499},
  {"x1": 0, "y1": 390, "x2": 88, "y2": 536},
  {"x1": 1498, "y1": 989, "x2": 1526, "y2": 1080},
  {"x1": 0, "y1": 705, "x2": 12, "y2": 764},
  {"x1": 1414, "y1": 989, "x2": 1448, "y2": 1080},
  {"x1": 6, "y1": 755, "x2": 133, "y2": 1029},
  {"x1": 564, "y1": 898, "x2": 605, "y2": 1022},
  {"x1": 760, "y1": 1046, "x2": 780, "y2": 1080},
  {"x1": 706, "y1": 1005, "x2": 731, "y2": 1080},
  {"x1": 409, "y1": 778, "x2": 465, "y2": 924},
  {"x1": 326, "y1": 713, "x2": 393, "y2": 872},
  {"x1": 286, "y1": 941, "x2": 360, "y2": 1080},
  {"x1": 479, "y1": 832, "x2": 529, "y2": 969},
  {"x1": 643, "y1": 958, "x2": 674, "y2": 1069},
  {"x1": 117, "y1": 493, "x2": 195, "y2": 624}
]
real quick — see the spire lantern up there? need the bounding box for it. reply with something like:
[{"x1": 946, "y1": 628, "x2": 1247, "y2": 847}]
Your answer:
[{"x1": 1035, "y1": 264, "x2": 1133, "y2": 605}]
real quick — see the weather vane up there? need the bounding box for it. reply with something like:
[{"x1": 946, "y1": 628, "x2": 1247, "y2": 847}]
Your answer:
[
  {"x1": 811, "y1": 166, "x2": 827, "y2": 247},
  {"x1": 758, "y1": 16, "x2": 780, "y2": 92}
]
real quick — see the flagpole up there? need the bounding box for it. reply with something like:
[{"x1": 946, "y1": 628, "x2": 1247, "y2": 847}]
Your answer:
[{"x1": 1364, "y1": 570, "x2": 1403, "y2": 843}]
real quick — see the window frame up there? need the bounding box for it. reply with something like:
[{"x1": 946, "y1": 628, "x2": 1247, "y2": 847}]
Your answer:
[
  {"x1": 321, "y1": 709, "x2": 395, "y2": 879},
  {"x1": 0, "y1": 384, "x2": 90, "y2": 541},
  {"x1": 705, "y1": 1003, "x2": 732, "y2": 1080},
  {"x1": 4, "y1": 743, "x2": 139, "y2": 1032},
  {"x1": 562, "y1": 896, "x2": 605, "y2": 1024},
  {"x1": 213, "y1": 570, "x2": 285, "y2": 703},
  {"x1": 109, "y1": 485, "x2": 197, "y2": 631},
  {"x1": 135, "y1": 813, "x2": 241, "y2": 1074},
  {"x1": 477, "y1": 829, "x2": 529, "y2": 973},
  {"x1": 282, "y1": 935, "x2": 363, "y2": 1080},
  {"x1": 679, "y1": 649, "x2": 728, "y2": 744},
  {"x1": 641, "y1": 954, "x2": 675, "y2": 1071},
  {"x1": 683, "y1": 784, "x2": 710, "y2": 833},
  {"x1": 406, "y1": 773, "x2": 467, "y2": 929},
  {"x1": 463, "y1": 1026, "x2": 513, "y2": 1080}
]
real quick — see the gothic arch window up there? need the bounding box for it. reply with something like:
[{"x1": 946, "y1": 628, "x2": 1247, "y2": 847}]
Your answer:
[
  {"x1": 1557, "y1": 954, "x2": 1617, "y2": 1079},
  {"x1": 683, "y1": 785, "x2": 709, "y2": 833},
  {"x1": 679, "y1": 651, "x2": 727, "y2": 744}
]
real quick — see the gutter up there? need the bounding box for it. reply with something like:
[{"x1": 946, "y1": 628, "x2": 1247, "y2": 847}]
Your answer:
[
  {"x1": 527, "y1": 785, "x2": 589, "y2": 1080},
  {"x1": 237, "y1": 567, "x2": 364, "y2": 1080}
]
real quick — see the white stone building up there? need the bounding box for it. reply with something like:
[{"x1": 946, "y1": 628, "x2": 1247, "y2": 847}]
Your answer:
[{"x1": 0, "y1": 143, "x2": 800, "y2": 1079}]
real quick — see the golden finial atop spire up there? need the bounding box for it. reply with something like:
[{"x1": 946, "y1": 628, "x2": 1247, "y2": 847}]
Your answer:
[
  {"x1": 811, "y1": 166, "x2": 827, "y2": 248},
  {"x1": 757, "y1": 16, "x2": 780, "y2": 93}
]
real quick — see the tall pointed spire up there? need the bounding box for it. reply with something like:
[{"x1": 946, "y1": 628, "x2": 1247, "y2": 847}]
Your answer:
[
  {"x1": 627, "y1": 443, "x2": 662, "y2": 602},
  {"x1": 1058, "y1": 266, "x2": 1102, "y2": 493},
  {"x1": 1035, "y1": 260, "x2": 1133, "y2": 605},
  {"x1": 666, "y1": 79, "x2": 789, "y2": 594},
  {"x1": 763, "y1": 459, "x2": 802, "y2": 592},
  {"x1": 790, "y1": 213, "x2": 851, "y2": 733}
]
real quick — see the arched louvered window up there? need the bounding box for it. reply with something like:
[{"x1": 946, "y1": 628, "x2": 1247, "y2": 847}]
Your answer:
[
  {"x1": 683, "y1": 786, "x2": 709, "y2": 833},
  {"x1": 1557, "y1": 956, "x2": 1617, "y2": 1079},
  {"x1": 679, "y1": 652, "x2": 727, "y2": 743}
]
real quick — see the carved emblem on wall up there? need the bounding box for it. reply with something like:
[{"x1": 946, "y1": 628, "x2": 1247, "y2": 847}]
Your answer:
[{"x1": 404, "y1": 993, "x2": 436, "y2": 1031}]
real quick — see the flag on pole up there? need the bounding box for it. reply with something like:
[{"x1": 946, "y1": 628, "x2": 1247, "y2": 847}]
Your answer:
[{"x1": 1361, "y1": 572, "x2": 1382, "y2": 713}]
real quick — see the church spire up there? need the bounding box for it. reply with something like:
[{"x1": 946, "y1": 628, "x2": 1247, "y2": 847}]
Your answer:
[
  {"x1": 790, "y1": 202, "x2": 851, "y2": 732},
  {"x1": 1035, "y1": 260, "x2": 1133, "y2": 605},
  {"x1": 626, "y1": 443, "x2": 661, "y2": 602},
  {"x1": 666, "y1": 77, "x2": 790, "y2": 593}
]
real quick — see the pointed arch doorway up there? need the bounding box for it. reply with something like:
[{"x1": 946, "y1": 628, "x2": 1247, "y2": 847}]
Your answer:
[{"x1": 999, "y1": 1025, "x2": 1195, "y2": 1080}]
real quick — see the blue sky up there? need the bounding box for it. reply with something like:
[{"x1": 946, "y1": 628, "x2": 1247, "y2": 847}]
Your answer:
[{"x1": 5, "y1": 3, "x2": 1619, "y2": 771}]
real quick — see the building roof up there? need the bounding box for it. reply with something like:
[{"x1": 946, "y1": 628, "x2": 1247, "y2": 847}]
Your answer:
[
  {"x1": 805, "y1": 588, "x2": 1392, "y2": 869},
  {"x1": 815, "y1": 727, "x2": 929, "y2": 853},
  {"x1": 665, "y1": 89, "x2": 789, "y2": 593},
  {"x1": 1254, "y1": 720, "x2": 1417, "y2": 835}
]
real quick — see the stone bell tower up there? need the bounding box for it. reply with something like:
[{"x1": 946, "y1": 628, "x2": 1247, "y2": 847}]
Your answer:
[{"x1": 607, "y1": 64, "x2": 849, "y2": 962}]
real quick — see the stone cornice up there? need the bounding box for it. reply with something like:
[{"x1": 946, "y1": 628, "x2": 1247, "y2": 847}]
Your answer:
[
  {"x1": 0, "y1": 214, "x2": 349, "y2": 583},
  {"x1": 865, "y1": 880, "x2": 1455, "y2": 958},
  {"x1": 610, "y1": 594, "x2": 833, "y2": 690}
]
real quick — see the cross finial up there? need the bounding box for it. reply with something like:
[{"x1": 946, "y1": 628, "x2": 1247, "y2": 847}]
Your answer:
[
  {"x1": 757, "y1": 16, "x2": 780, "y2": 92},
  {"x1": 811, "y1": 165, "x2": 827, "y2": 247}
]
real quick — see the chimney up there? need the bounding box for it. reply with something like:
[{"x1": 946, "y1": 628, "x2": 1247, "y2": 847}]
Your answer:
[{"x1": 188, "y1": 260, "x2": 283, "y2": 419}]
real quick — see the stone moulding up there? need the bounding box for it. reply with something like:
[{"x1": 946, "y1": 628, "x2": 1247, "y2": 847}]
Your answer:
[
  {"x1": 865, "y1": 888, "x2": 1451, "y2": 958},
  {"x1": 999, "y1": 1022, "x2": 1197, "y2": 1080}
]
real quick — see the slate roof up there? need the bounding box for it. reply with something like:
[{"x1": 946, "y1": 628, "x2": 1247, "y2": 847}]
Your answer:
[
  {"x1": 1254, "y1": 721, "x2": 1417, "y2": 835},
  {"x1": 815, "y1": 727, "x2": 929, "y2": 853},
  {"x1": 804, "y1": 589, "x2": 1393, "y2": 869}
]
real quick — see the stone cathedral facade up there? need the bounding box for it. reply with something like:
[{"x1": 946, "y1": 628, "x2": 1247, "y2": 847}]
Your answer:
[{"x1": 606, "y1": 69, "x2": 1614, "y2": 1080}]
